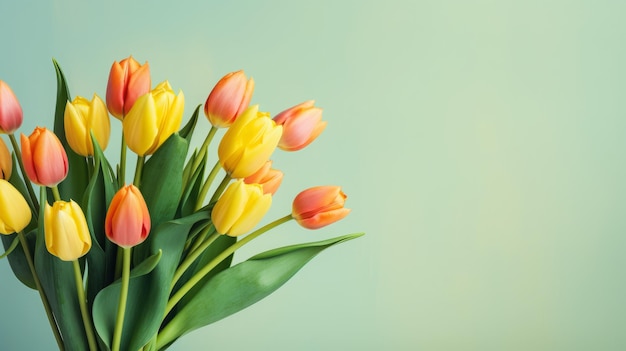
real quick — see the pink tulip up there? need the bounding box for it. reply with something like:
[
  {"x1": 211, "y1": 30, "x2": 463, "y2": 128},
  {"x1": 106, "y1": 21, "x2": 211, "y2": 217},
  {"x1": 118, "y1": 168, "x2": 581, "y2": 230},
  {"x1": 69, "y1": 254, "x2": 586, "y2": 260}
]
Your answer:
[
  {"x1": 0, "y1": 80, "x2": 23, "y2": 134},
  {"x1": 21, "y1": 127, "x2": 68, "y2": 187},
  {"x1": 105, "y1": 185, "x2": 151, "y2": 248},
  {"x1": 273, "y1": 100, "x2": 326, "y2": 151},
  {"x1": 243, "y1": 160, "x2": 283, "y2": 195},
  {"x1": 204, "y1": 70, "x2": 254, "y2": 128}
]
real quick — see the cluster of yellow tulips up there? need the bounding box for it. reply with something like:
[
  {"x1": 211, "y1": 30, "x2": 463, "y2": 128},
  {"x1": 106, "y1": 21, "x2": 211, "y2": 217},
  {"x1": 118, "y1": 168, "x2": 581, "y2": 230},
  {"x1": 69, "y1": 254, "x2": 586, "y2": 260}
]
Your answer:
[{"x1": 0, "y1": 57, "x2": 360, "y2": 351}]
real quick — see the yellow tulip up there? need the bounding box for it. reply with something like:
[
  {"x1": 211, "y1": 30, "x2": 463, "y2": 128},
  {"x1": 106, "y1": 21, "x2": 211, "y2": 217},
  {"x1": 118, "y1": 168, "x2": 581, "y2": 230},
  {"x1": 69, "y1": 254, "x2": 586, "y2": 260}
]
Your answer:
[
  {"x1": 123, "y1": 81, "x2": 184, "y2": 156},
  {"x1": 211, "y1": 180, "x2": 272, "y2": 236},
  {"x1": 64, "y1": 94, "x2": 110, "y2": 156},
  {"x1": 44, "y1": 200, "x2": 91, "y2": 261},
  {"x1": 0, "y1": 179, "x2": 31, "y2": 234},
  {"x1": 218, "y1": 105, "x2": 282, "y2": 179},
  {"x1": 0, "y1": 138, "x2": 12, "y2": 180}
]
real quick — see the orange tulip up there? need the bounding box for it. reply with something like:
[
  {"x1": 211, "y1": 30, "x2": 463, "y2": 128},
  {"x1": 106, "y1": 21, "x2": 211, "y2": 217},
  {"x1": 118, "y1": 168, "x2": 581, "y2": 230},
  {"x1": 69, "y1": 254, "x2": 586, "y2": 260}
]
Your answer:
[
  {"x1": 105, "y1": 185, "x2": 151, "y2": 248},
  {"x1": 0, "y1": 80, "x2": 23, "y2": 134},
  {"x1": 0, "y1": 138, "x2": 11, "y2": 180},
  {"x1": 292, "y1": 186, "x2": 350, "y2": 229},
  {"x1": 21, "y1": 127, "x2": 68, "y2": 187},
  {"x1": 243, "y1": 160, "x2": 283, "y2": 195},
  {"x1": 106, "y1": 56, "x2": 151, "y2": 120},
  {"x1": 204, "y1": 70, "x2": 254, "y2": 128},
  {"x1": 273, "y1": 100, "x2": 326, "y2": 151}
]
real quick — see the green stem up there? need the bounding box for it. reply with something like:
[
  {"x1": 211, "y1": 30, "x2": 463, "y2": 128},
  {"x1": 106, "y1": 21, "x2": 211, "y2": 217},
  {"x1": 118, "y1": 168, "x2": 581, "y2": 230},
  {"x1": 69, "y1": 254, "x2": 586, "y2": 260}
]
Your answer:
[
  {"x1": 112, "y1": 247, "x2": 131, "y2": 351},
  {"x1": 194, "y1": 161, "x2": 222, "y2": 211},
  {"x1": 119, "y1": 134, "x2": 127, "y2": 188},
  {"x1": 51, "y1": 186, "x2": 62, "y2": 202},
  {"x1": 208, "y1": 173, "x2": 231, "y2": 205},
  {"x1": 162, "y1": 214, "x2": 293, "y2": 319},
  {"x1": 170, "y1": 227, "x2": 218, "y2": 290},
  {"x1": 133, "y1": 155, "x2": 145, "y2": 187},
  {"x1": 17, "y1": 231, "x2": 64, "y2": 351},
  {"x1": 9, "y1": 133, "x2": 39, "y2": 213},
  {"x1": 190, "y1": 126, "x2": 217, "y2": 176},
  {"x1": 72, "y1": 260, "x2": 98, "y2": 351}
]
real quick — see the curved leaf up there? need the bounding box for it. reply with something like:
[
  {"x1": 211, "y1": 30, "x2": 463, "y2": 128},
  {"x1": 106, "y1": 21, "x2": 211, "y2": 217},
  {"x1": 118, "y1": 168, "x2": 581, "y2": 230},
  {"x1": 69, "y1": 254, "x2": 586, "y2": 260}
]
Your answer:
[{"x1": 0, "y1": 235, "x2": 19, "y2": 259}]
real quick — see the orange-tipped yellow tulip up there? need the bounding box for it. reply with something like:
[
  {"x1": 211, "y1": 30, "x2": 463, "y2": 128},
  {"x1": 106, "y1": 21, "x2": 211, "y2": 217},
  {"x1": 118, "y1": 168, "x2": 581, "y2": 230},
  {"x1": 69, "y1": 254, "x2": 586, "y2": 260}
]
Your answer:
[
  {"x1": 243, "y1": 160, "x2": 283, "y2": 195},
  {"x1": 0, "y1": 138, "x2": 12, "y2": 180},
  {"x1": 218, "y1": 105, "x2": 282, "y2": 179},
  {"x1": 64, "y1": 94, "x2": 110, "y2": 156},
  {"x1": 0, "y1": 80, "x2": 23, "y2": 134},
  {"x1": 292, "y1": 186, "x2": 350, "y2": 229},
  {"x1": 211, "y1": 180, "x2": 272, "y2": 237},
  {"x1": 123, "y1": 81, "x2": 184, "y2": 156},
  {"x1": 105, "y1": 185, "x2": 151, "y2": 248},
  {"x1": 0, "y1": 179, "x2": 31, "y2": 234},
  {"x1": 204, "y1": 70, "x2": 254, "y2": 128},
  {"x1": 21, "y1": 127, "x2": 68, "y2": 187},
  {"x1": 44, "y1": 200, "x2": 91, "y2": 261},
  {"x1": 106, "y1": 56, "x2": 151, "y2": 120},
  {"x1": 273, "y1": 100, "x2": 326, "y2": 151}
]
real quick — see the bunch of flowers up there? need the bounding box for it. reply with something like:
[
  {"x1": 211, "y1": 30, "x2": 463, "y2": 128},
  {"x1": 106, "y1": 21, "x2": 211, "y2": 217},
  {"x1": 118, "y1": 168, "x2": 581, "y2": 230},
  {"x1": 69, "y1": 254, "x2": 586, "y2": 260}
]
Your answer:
[{"x1": 0, "y1": 57, "x2": 361, "y2": 351}]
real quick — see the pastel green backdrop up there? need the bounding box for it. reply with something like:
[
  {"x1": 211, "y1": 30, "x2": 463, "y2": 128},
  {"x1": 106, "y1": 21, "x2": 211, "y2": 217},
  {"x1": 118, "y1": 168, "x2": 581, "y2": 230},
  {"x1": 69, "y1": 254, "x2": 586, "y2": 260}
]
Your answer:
[{"x1": 2, "y1": 0, "x2": 625, "y2": 350}]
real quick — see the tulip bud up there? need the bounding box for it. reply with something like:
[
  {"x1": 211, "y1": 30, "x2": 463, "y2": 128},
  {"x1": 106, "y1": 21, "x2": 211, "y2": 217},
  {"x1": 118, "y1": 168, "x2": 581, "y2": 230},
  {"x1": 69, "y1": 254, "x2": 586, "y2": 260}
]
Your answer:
[
  {"x1": 243, "y1": 160, "x2": 283, "y2": 195},
  {"x1": 105, "y1": 185, "x2": 151, "y2": 248},
  {"x1": 292, "y1": 186, "x2": 350, "y2": 229},
  {"x1": 106, "y1": 56, "x2": 151, "y2": 120},
  {"x1": 218, "y1": 105, "x2": 282, "y2": 179},
  {"x1": 0, "y1": 138, "x2": 12, "y2": 180},
  {"x1": 0, "y1": 80, "x2": 23, "y2": 134},
  {"x1": 0, "y1": 179, "x2": 32, "y2": 234},
  {"x1": 64, "y1": 94, "x2": 110, "y2": 156},
  {"x1": 273, "y1": 100, "x2": 326, "y2": 151},
  {"x1": 123, "y1": 81, "x2": 184, "y2": 156},
  {"x1": 21, "y1": 127, "x2": 68, "y2": 187},
  {"x1": 211, "y1": 180, "x2": 272, "y2": 237},
  {"x1": 44, "y1": 200, "x2": 91, "y2": 261},
  {"x1": 204, "y1": 70, "x2": 254, "y2": 128}
]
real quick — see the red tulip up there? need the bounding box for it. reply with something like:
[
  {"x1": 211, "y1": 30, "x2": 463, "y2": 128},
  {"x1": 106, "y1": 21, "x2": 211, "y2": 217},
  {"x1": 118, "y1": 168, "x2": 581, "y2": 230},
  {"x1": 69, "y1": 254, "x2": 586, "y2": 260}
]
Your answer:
[
  {"x1": 292, "y1": 186, "x2": 350, "y2": 229},
  {"x1": 105, "y1": 185, "x2": 151, "y2": 248},
  {"x1": 21, "y1": 127, "x2": 68, "y2": 187}
]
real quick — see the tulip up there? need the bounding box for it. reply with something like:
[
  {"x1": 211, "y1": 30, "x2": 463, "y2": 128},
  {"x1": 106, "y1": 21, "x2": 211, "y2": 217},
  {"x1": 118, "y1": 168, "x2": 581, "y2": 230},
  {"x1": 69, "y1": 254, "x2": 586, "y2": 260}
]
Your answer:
[
  {"x1": 211, "y1": 180, "x2": 272, "y2": 236},
  {"x1": 105, "y1": 185, "x2": 151, "y2": 248},
  {"x1": 292, "y1": 186, "x2": 350, "y2": 229},
  {"x1": 64, "y1": 94, "x2": 110, "y2": 156},
  {"x1": 243, "y1": 160, "x2": 283, "y2": 195},
  {"x1": 204, "y1": 70, "x2": 254, "y2": 128},
  {"x1": 0, "y1": 80, "x2": 23, "y2": 134},
  {"x1": 44, "y1": 200, "x2": 91, "y2": 261},
  {"x1": 218, "y1": 105, "x2": 282, "y2": 179},
  {"x1": 123, "y1": 81, "x2": 184, "y2": 156},
  {"x1": 21, "y1": 127, "x2": 68, "y2": 187},
  {"x1": 0, "y1": 179, "x2": 32, "y2": 234},
  {"x1": 106, "y1": 56, "x2": 151, "y2": 120},
  {"x1": 0, "y1": 138, "x2": 12, "y2": 180},
  {"x1": 273, "y1": 100, "x2": 326, "y2": 151}
]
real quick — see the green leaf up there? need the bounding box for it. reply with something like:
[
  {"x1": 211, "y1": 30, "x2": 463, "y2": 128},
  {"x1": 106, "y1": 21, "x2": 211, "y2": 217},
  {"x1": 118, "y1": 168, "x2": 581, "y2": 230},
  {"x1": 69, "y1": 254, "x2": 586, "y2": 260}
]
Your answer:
[
  {"x1": 51, "y1": 58, "x2": 89, "y2": 201},
  {"x1": 177, "y1": 151, "x2": 206, "y2": 217},
  {"x1": 134, "y1": 133, "x2": 189, "y2": 264},
  {"x1": 93, "y1": 211, "x2": 209, "y2": 351},
  {"x1": 34, "y1": 188, "x2": 90, "y2": 351},
  {"x1": 179, "y1": 104, "x2": 201, "y2": 143},
  {"x1": 0, "y1": 235, "x2": 20, "y2": 259},
  {"x1": 158, "y1": 232, "x2": 364, "y2": 347}
]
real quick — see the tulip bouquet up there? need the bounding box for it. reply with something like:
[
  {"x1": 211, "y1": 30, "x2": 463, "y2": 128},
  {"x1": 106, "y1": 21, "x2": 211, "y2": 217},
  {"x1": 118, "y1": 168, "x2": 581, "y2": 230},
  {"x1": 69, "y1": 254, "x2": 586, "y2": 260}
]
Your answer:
[{"x1": 0, "y1": 57, "x2": 361, "y2": 351}]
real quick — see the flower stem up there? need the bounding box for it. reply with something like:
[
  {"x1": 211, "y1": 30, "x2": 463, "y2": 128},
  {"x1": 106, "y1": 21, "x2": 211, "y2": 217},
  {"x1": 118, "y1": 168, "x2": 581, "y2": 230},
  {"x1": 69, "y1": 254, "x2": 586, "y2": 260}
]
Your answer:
[
  {"x1": 208, "y1": 173, "x2": 231, "y2": 205},
  {"x1": 112, "y1": 247, "x2": 131, "y2": 351},
  {"x1": 170, "y1": 227, "x2": 218, "y2": 290},
  {"x1": 162, "y1": 214, "x2": 293, "y2": 318},
  {"x1": 119, "y1": 133, "x2": 127, "y2": 188},
  {"x1": 190, "y1": 126, "x2": 217, "y2": 176},
  {"x1": 17, "y1": 231, "x2": 64, "y2": 351},
  {"x1": 133, "y1": 155, "x2": 145, "y2": 187},
  {"x1": 72, "y1": 260, "x2": 98, "y2": 351},
  {"x1": 51, "y1": 185, "x2": 62, "y2": 202},
  {"x1": 8, "y1": 133, "x2": 39, "y2": 214},
  {"x1": 194, "y1": 161, "x2": 222, "y2": 211}
]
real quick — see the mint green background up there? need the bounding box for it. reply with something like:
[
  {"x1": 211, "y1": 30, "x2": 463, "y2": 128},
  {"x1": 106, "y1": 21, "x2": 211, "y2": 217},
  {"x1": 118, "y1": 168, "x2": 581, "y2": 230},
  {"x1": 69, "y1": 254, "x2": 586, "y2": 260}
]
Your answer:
[{"x1": 2, "y1": 0, "x2": 626, "y2": 350}]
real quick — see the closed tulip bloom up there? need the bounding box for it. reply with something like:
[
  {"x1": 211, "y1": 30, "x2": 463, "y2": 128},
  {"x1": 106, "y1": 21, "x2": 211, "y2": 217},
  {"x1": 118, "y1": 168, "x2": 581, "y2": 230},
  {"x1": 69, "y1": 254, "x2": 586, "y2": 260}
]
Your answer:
[
  {"x1": 44, "y1": 200, "x2": 91, "y2": 261},
  {"x1": 218, "y1": 105, "x2": 282, "y2": 179},
  {"x1": 106, "y1": 56, "x2": 151, "y2": 120},
  {"x1": 64, "y1": 94, "x2": 110, "y2": 156},
  {"x1": 0, "y1": 80, "x2": 23, "y2": 134},
  {"x1": 105, "y1": 185, "x2": 151, "y2": 248},
  {"x1": 21, "y1": 127, "x2": 68, "y2": 187},
  {"x1": 123, "y1": 81, "x2": 184, "y2": 156},
  {"x1": 0, "y1": 179, "x2": 31, "y2": 234},
  {"x1": 292, "y1": 186, "x2": 350, "y2": 229},
  {"x1": 0, "y1": 138, "x2": 12, "y2": 180},
  {"x1": 204, "y1": 70, "x2": 254, "y2": 128},
  {"x1": 273, "y1": 100, "x2": 326, "y2": 151},
  {"x1": 243, "y1": 160, "x2": 283, "y2": 195},
  {"x1": 211, "y1": 180, "x2": 272, "y2": 237}
]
